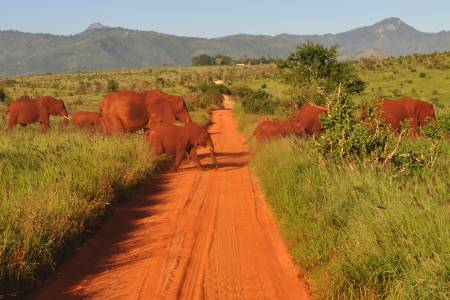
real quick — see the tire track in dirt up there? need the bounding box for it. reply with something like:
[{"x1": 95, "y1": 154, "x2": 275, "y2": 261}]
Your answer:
[{"x1": 32, "y1": 109, "x2": 310, "y2": 299}]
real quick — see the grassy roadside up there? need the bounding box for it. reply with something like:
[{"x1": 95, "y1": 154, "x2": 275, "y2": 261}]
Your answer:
[
  {"x1": 0, "y1": 123, "x2": 160, "y2": 295},
  {"x1": 0, "y1": 98, "x2": 211, "y2": 296},
  {"x1": 235, "y1": 107, "x2": 450, "y2": 299}
]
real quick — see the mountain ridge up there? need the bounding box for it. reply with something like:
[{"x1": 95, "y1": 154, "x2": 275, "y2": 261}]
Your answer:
[{"x1": 1, "y1": 18, "x2": 450, "y2": 76}]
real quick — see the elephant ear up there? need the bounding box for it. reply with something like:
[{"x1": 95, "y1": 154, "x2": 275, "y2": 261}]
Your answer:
[
  {"x1": 171, "y1": 96, "x2": 185, "y2": 112},
  {"x1": 42, "y1": 96, "x2": 55, "y2": 114},
  {"x1": 419, "y1": 104, "x2": 436, "y2": 125},
  {"x1": 153, "y1": 102, "x2": 176, "y2": 124}
]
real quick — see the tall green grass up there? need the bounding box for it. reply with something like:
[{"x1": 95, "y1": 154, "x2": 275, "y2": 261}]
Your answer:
[
  {"x1": 0, "y1": 125, "x2": 158, "y2": 295},
  {"x1": 251, "y1": 138, "x2": 449, "y2": 299}
]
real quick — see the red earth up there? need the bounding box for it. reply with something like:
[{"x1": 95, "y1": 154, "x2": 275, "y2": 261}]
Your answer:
[{"x1": 32, "y1": 109, "x2": 310, "y2": 299}]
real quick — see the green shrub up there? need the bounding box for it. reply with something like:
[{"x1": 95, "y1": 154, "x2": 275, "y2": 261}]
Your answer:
[
  {"x1": 319, "y1": 91, "x2": 441, "y2": 174},
  {"x1": 106, "y1": 79, "x2": 119, "y2": 92},
  {"x1": 187, "y1": 83, "x2": 230, "y2": 110},
  {"x1": 0, "y1": 88, "x2": 7, "y2": 102},
  {"x1": 229, "y1": 85, "x2": 254, "y2": 99},
  {"x1": 241, "y1": 89, "x2": 279, "y2": 114},
  {"x1": 280, "y1": 42, "x2": 365, "y2": 98}
]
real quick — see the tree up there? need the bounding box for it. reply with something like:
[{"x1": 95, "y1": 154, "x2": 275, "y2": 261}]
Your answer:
[
  {"x1": 192, "y1": 54, "x2": 215, "y2": 66},
  {"x1": 281, "y1": 42, "x2": 365, "y2": 97},
  {"x1": 106, "y1": 79, "x2": 119, "y2": 92},
  {"x1": 0, "y1": 88, "x2": 6, "y2": 102},
  {"x1": 215, "y1": 55, "x2": 232, "y2": 66}
]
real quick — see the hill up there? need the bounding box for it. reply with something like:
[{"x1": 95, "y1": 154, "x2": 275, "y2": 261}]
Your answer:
[{"x1": 1, "y1": 18, "x2": 450, "y2": 75}]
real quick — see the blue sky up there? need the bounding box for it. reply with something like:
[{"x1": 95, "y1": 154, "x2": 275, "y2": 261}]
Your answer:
[{"x1": 2, "y1": 0, "x2": 450, "y2": 37}]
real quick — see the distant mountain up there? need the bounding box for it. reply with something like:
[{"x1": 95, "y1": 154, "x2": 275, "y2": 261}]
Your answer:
[
  {"x1": 86, "y1": 22, "x2": 109, "y2": 31},
  {"x1": 1, "y1": 18, "x2": 450, "y2": 76}
]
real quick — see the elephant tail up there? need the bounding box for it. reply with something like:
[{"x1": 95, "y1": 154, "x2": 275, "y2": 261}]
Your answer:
[{"x1": 243, "y1": 131, "x2": 255, "y2": 145}]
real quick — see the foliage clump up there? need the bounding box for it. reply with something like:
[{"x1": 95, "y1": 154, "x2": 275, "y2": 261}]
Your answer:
[
  {"x1": 318, "y1": 88, "x2": 441, "y2": 174},
  {"x1": 279, "y1": 42, "x2": 365, "y2": 104},
  {"x1": 187, "y1": 83, "x2": 230, "y2": 110},
  {"x1": 106, "y1": 79, "x2": 119, "y2": 92},
  {"x1": 241, "y1": 89, "x2": 279, "y2": 114},
  {"x1": 0, "y1": 88, "x2": 7, "y2": 102}
]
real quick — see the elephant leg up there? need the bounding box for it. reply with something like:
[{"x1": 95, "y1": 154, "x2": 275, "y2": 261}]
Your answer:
[
  {"x1": 410, "y1": 118, "x2": 419, "y2": 137},
  {"x1": 189, "y1": 147, "x2": 205, "y2": 170},
  {"x1": 105, "y1": 116, "x2": 125, "y2": 134},
  {"x1": 149, "y1": 137, "x2": 164, "y2": 156},
  {"x1": 208, "y1": 140, "x2": 218, "y2": 169},
  {"x1": 39, "y1": 111, "x2": 50, "y2": 131},
  {"x1": 7, "y1": 114, "x2": 18, "y2": 129},
  {"x1": 172, "y1": 147, "x2": 186, "y2": 172}
]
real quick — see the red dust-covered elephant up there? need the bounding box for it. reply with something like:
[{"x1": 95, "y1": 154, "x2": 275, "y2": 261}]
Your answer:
[
  {"x1": 146, "y1": 119, "x2": 218, "y2": 172},
  {"x1": 361, "y1": 98, "x2": 436, "y2": 136},
  {"x1": 72, "y1": 111, "x2": 100, "y2": 128},
  {"x1": 293, "y1": 103, "x2": 328, "y2": 135},
  {"x1": 99, "y1": 90, "x2": 192, "y2": 134},
  {"x1": 6, "y1": 96, "x2": 69, "y2": 130},
  {"x1": 247, "y1": 120, "x2": 305, "y2": 142}
]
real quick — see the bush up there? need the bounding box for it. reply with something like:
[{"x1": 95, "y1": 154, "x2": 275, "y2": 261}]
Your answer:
[
  {"x1": 241, "y1": 89, "x2": 279, "y2": 114},
  {"x1": 280, "y1": 42, "x2": 365, "y2": 97},
  {"x1": 0, "y1": 88, "x2": 7, "y2": 102},
  {"x1": 419, "y1": 72, "x2": 427, "y2": 78},
  {"x1": 187, "y1": 83, "x2": 230, "y2": 110},
  {"x1": 318, "y1": 90, "x2": 440, "y2": 173},
  {"x1": 106, "y1": 79, "x2": 119, "y2": 92},
  {"x1": 229, "y1": 85, "x2": 254, "y2": 99}
]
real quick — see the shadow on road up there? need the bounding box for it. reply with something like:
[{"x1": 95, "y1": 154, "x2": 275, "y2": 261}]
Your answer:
[{"x1": 30, "y1": 174, "x2": 174, "y2": 299}]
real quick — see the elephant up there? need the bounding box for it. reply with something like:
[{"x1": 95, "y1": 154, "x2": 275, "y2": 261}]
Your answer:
[
  {"x1": 247, "y1": 120, "x2": 305, "y2": 142},
  {"x1": 293, "y1": 103, "x2": 328, "y2": 135},
  {"x1": 361, "y1": 98, "x2": 436, "y2": 136},
  {"x1": 6, "y1": 96, "x2": 69, "y2": 130},
  {"x1": 99, "y1": 90, "x2": 192, "y2": 134},
  {"x1": 146, "y1": 119, "x2": 218, "y2": 172},
  {"x1": 72, "y1": 111, "x2": 100, "y2": 128}
]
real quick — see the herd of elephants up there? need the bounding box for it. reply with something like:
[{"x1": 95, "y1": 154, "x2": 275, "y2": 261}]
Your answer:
[{"x1": 4, "y1": 89, "x2": 436, "y2": 171}]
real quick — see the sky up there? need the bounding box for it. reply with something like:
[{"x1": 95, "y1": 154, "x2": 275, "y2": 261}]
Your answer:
[{"x1": 2, "y1": 0, "x2": 450, "y2": 37}]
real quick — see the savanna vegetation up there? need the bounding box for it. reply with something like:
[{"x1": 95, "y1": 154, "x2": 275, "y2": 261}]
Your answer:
[
  {"x1": 191, "y1": 53, "x2": 283, "y2": 66},
  {"x1": 0, "y1": 65, "x2": 270, "y2": 295},
  {"x1": 0, "y1": 45, "x2": 449, "y2": 298},
  {"x1": 234, "y1": 44, "x2": 450, "y2": 299}
]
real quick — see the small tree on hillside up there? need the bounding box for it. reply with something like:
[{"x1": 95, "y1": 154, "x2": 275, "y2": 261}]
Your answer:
[
  {"x1": 106, "y1": 79, "x2": 119, "y2": 92},
  {"x1": 192, "y1": 54, "x2": 215, "y2": 66},
  {"x1": 280, "y1": 42, "x2": 365, "y2": 103},
  {"x1": 0, "y1": 88, "x2": 7, "y2": 102}
]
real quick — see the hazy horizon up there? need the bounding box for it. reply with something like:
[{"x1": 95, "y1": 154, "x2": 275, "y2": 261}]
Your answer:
[{"x1": 2, "y1": 0, "x2": 450, "y2": 38}]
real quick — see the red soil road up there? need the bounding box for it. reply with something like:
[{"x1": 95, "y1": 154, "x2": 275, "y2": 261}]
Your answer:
[{"x1": 33, "y1": 109, "x2": 310, "y2": 300}]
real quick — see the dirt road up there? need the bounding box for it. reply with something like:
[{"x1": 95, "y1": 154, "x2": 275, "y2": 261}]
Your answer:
[{"x1": 34, "y1": 109, "x2": 309, "y2": 299}]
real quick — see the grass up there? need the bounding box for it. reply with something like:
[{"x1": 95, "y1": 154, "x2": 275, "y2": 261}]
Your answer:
[
  {"x1": 0, "y1": 64, "x2": 231, "y2": 295},
  {"x1": 248, "y1": 138, "x2": 449, "y2": 299},
  {"x1": 0, "y1": 52, "x2": 449, "y2": 297},
  {"x1": 232, "y1": 52, "x2": 450, "y2": 299},
  {"x1": 0, "y1": 122, "x2": 159, "y2": 295}
]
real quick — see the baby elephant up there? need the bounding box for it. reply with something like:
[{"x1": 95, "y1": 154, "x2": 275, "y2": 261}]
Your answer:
[
  {"x1": 146, "y1": 121, "x2": 218, "y2": 172},
  {"x1": 72, "y1": 111, "x2": 100, "y2": 128},
  {"x1": 247, "y1": 120, "x2": 305, "y2": 142}
]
